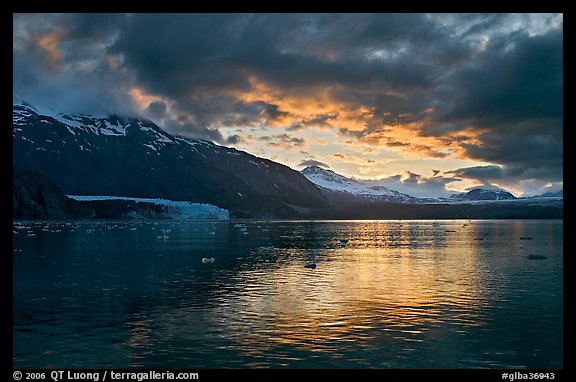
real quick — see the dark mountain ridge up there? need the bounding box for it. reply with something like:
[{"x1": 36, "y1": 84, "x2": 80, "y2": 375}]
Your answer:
[
  {"x1": 13, "y1": 104, "x2": 326, "y2": 218},
  {"x1": 450, "y1": 188, "x2": 517, "y2": 201},
  {"x1": 13, "y1": 166, "x2": 94, "y2": 220}
]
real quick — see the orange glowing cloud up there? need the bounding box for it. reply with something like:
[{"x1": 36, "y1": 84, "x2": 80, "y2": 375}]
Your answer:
[
  {"x1": 235, "y1": 77, "x2": 367, "y2": 132},
  {"x1": 34, "y1": 30, "x2": 64, "y2": 69},
  {"x1": 358, "y1": 120, "x2": 491, "y2": 162},
  {"x1": 129, "y1": 87, "x2": 171, "y2": 114},
  {"x1": 331, "y1": 152, "x2": 388, "y2": 166},
  {"x1": 227, "y1": 75, "x2": 493, "y2": 166}
]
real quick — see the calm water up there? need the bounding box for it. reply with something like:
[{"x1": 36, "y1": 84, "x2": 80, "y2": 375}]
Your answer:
[{"x1": 13, "y1": 220, "x2": 563, "y2": 369}]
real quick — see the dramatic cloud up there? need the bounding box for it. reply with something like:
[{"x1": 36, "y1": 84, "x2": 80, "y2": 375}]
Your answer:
[
  {"x1": 13, "y1": 13, "x2": 563, "y2": 196},
  {"x1": 447, "y1": 164, "x2": 563, "y2": 196},
  {"x1": 147, "y1": 101, "x2": 167, "y2": 119},
  {"x1": 364, "y1": 171, "x2": 460, "y2": 199},
  {"x1": 426, "y1": 28, "x2": 563, "y2": 183},
  {"x1": 13, "y1": 13, "x2": 134, "y2": 116}
]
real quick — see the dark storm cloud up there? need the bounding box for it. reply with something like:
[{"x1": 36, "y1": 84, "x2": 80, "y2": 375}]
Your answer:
[
  {"x1": 13, "y1": 13, "x2": 562, "y2": 188},
  {"x1": 437, "y1": 29, "x2": 563, "y2": 123},
  {"x1": 268, "y1": 134, "x2": 306, "y2": 149},
  {"x1": 367, "y1": 172, "x2": 459, "y2": 198},
  {"x1": 147, "y1": 101, "x2": 167, "y2": 119},
  {"x1": 61, "y1": 13, "x2": 127, "y2": 42},
  {"x1": 385, "y1": 140, "x2": 410, "y2": 147},
  {"x1": 460, "y1": 121, "x2": 563, "y2": 181},
  {"x1": 259, "y1": 103, "x2": 290, "y2": 122},
  {"x1": 104, "y1": 13, "x2": 465, "y2": 132},
  {"x1": 448, "y1": 165, "x2": 508, "y2": 182},
  {"x1": 13, "y1": 13, "x2": 134, "y2": 116},
  {"x1": 109, "y1": 13, "x2": 255, "y2": 97},
  {"x1": 449, "y1": 156, "x2": 562, "y2": 185},
  {"x1": 226, "y1": 135, "x2": 243, "y2": 145},
  {"x1": 424, "y1": 27, "x2": 563, "y2": 181},
  {"x1": 217, "y1": 101, "x2": 290, "y2": 127},
  {"x1": 162, "y1": 119, "x2": 224, "y2": 143},
  {"x1": 289, "y1": 113, "x2": 339, "y2": 131}
]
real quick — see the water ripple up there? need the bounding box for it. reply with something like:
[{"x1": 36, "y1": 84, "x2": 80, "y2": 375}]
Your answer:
[{"x1": 13, "y1": 220, "x2": 563, "y2": 368}]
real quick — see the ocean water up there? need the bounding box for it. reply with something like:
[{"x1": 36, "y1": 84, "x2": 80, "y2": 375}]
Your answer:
[{"x1": 13, "y1": 220, "x2": 563, "y2": 369}]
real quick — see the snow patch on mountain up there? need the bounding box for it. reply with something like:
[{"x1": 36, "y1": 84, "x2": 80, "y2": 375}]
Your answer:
[
  {"x1": 14, "y1": 102, "x2": 179, "y2": 144},
  {"x1": 301, "y1": 166, "x2": 415, "y2": 202}
]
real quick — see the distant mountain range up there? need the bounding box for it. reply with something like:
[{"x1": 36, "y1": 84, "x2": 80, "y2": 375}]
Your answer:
[
  {"x1": 301, "y1": 165, "x2": 417, "y2": 203},
  {"x1": 12, "y1": 102, "x2": 562, "y2": 219},
  {"x1": 301, "y1": 165, "x2": 562, "y2": 202}
]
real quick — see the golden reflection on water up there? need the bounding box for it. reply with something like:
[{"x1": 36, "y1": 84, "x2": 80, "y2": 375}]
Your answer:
[
  {"x1": 13, "y1": 220, "x2": 562, "y2": 368},
  {"x1": 214, "y1": 221, "x2": 499, "y2": 362}
]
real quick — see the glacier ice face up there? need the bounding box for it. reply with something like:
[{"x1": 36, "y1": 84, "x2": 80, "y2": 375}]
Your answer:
[{"x1": 68, "y1": 195, "x2": 230, "y2": 220}]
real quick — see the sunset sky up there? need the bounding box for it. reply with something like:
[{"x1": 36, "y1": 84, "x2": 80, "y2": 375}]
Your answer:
[{"x1": 13, "y1": 13, "x2": 563, "y2": 197}]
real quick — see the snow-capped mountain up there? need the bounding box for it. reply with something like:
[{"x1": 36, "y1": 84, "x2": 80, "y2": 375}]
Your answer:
[
  {"x1": 13, "y1": 103, "x2": 326, "y2": 217},
  {"x1": 450, "y1": 188, "x2": 516, "y2": 201},
  {"x1": 301, "y1": 166, "x2": 416, "y2": 202}
]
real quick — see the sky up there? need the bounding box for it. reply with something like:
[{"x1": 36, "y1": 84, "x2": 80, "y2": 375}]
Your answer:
[{"x1": 13, "y1": 13, "x2": 563, "y2": 197}]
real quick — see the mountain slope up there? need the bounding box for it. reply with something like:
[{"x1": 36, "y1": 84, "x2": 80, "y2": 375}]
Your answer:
[
  {"x1": 301, "y1": 165, "x2": 416, "y2": 202},
  {"x1": 539, "y1": 189, "x2": 563, "y2": 198},
  {"x1": 13, "y1": 103, "x2": 326, "y2": 217},
  {"x1": 13, "y1": 166, "x2": 94, "y2": 220},
  {"x1": 450, "y1": 188, "x2": 516, "y2": 201}
]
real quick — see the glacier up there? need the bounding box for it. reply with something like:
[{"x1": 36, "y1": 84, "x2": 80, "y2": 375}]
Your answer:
[{"x1": 68, "y1": 195, "x2": 229, "y2": 220}]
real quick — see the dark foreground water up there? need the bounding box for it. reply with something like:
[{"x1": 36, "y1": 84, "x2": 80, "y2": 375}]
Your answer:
[{"x1": 13, "y1": 220, "x2": 562, "y2": 369}]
